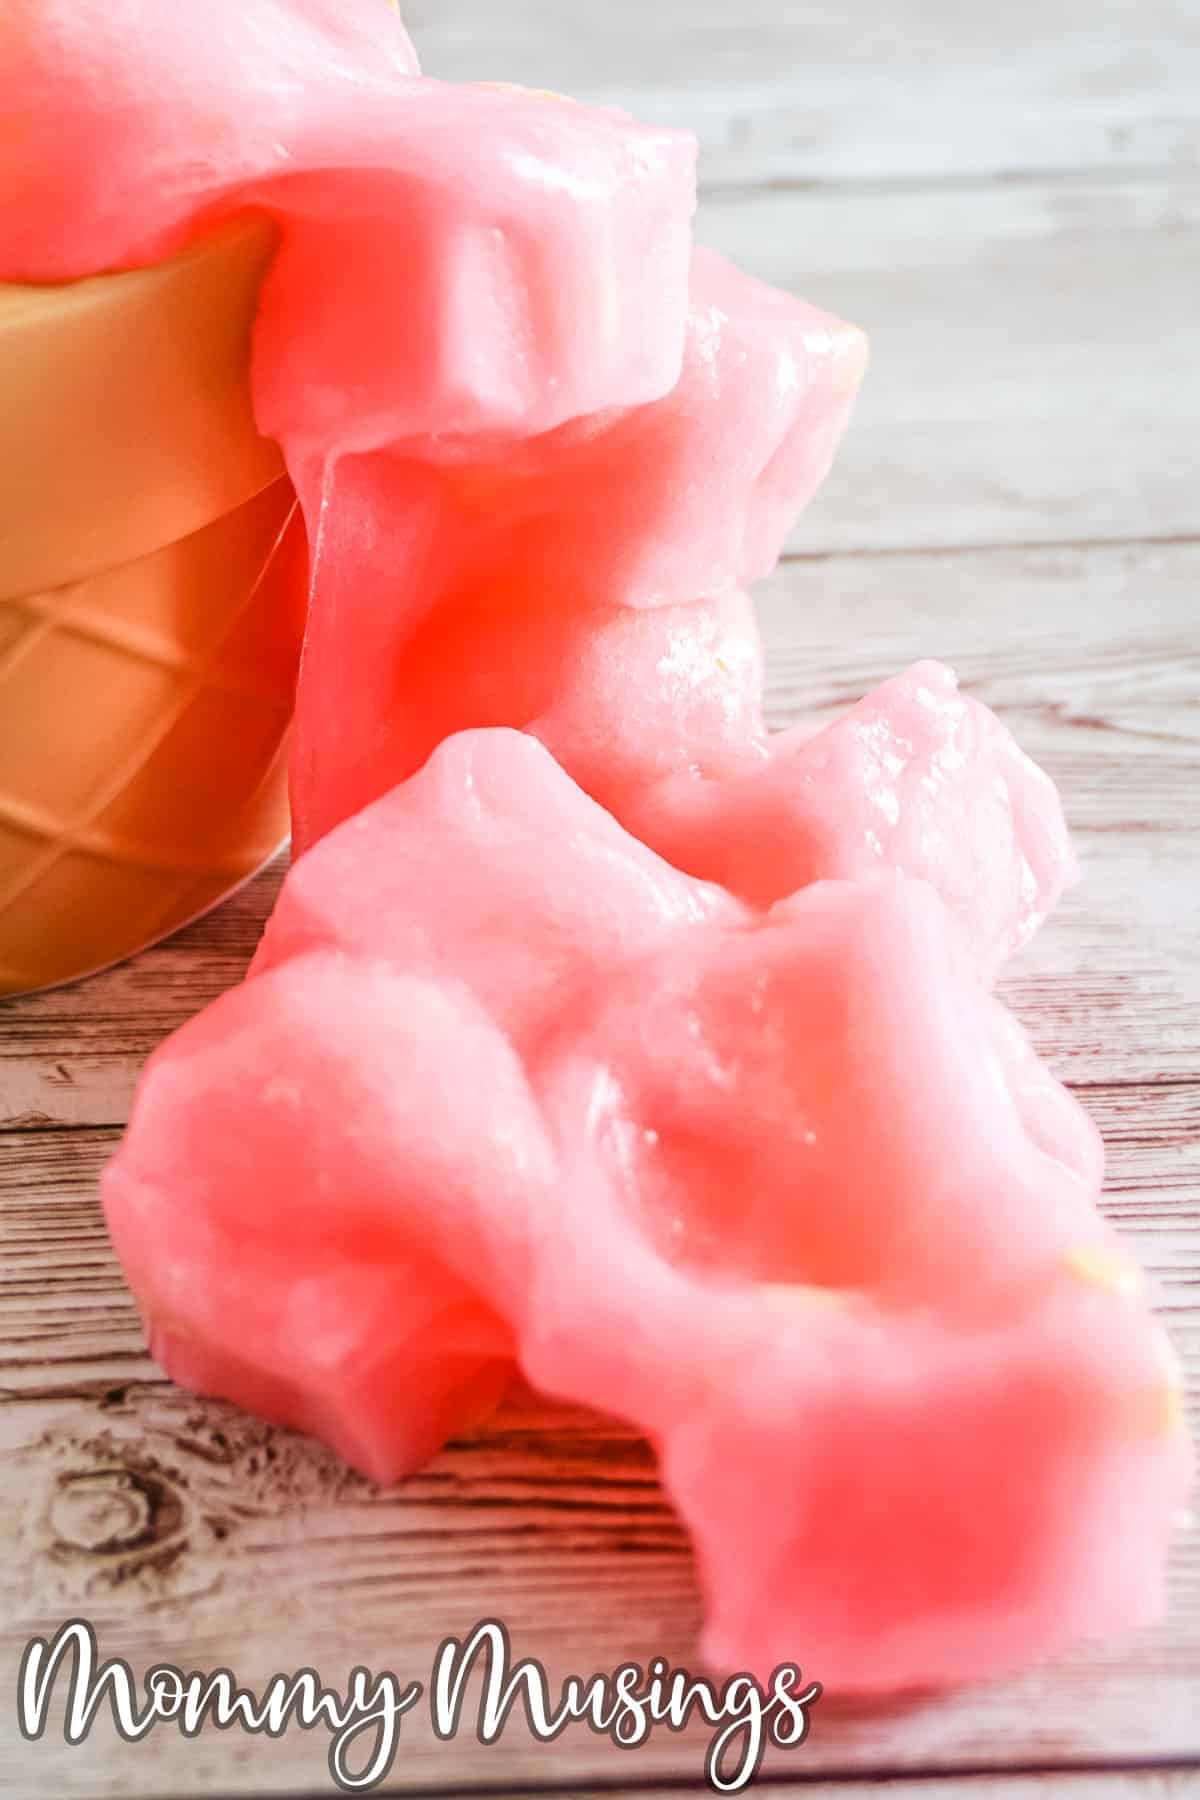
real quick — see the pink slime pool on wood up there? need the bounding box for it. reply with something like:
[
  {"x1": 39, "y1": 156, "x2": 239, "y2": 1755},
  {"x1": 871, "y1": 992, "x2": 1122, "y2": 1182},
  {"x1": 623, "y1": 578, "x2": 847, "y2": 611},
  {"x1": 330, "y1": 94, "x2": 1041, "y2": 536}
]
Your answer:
[{"x1": 103, "y1": 730, "x2": 1191, "y2": 1692}]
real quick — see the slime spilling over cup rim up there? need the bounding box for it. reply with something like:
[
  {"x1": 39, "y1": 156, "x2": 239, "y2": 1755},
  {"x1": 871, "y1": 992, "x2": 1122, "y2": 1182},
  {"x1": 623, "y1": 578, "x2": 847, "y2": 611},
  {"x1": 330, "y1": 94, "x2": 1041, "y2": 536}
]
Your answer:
[{"x1": 0, "y1": 215, "x2": 308, "y2": 997}]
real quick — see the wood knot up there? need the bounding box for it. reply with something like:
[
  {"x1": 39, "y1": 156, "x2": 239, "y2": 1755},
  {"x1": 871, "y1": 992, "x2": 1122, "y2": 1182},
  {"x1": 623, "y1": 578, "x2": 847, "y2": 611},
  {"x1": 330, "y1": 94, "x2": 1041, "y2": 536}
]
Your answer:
[{"x1": 50, "y1": 1467, "x2": 184, "y2": 1558}]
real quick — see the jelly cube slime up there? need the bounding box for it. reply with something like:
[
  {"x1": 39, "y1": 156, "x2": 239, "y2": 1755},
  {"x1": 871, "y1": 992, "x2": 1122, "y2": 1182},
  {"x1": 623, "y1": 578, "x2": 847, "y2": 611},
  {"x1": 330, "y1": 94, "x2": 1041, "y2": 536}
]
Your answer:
[
  {"x1": 104, "y1": 732, "x2": 1191, "y2": 1692},
  {"x1": 3, "y1": 0, "x2": 1187, "y2": 1693}
]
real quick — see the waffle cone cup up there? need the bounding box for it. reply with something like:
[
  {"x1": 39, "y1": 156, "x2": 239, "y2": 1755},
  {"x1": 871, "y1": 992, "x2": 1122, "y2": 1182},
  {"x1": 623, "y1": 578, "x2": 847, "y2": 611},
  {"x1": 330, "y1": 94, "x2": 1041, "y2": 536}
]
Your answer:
[{"x1": 0, "y1": 215, "x2": 308, "y2": 995}]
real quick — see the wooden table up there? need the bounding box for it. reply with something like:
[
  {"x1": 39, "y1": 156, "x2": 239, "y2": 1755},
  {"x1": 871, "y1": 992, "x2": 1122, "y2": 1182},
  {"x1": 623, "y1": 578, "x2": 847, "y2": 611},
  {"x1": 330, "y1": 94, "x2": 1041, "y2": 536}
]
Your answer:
[{"x1": 2, "y1": 3, "x2": 1198, "y2": 1794}]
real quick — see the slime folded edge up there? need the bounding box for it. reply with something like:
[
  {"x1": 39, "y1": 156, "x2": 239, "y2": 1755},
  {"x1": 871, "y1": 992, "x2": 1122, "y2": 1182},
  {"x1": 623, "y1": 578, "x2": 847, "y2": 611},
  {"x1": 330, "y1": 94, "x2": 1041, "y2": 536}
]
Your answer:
[
  {"x1": 2, "y1": 0, "x2": 867, "y2": 875},
  {"x1": 285, "y1": 244, "x2": 869, "y2": 851},
  {"x1": 1, "y1": 2, "x2": 698, "y2": 433}
]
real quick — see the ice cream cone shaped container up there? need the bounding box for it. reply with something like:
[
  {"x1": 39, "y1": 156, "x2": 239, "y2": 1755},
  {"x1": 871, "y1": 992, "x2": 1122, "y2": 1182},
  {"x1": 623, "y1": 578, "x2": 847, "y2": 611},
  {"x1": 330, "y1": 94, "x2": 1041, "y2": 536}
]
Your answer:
[{"x1": 0, "y1": 214, "x2": 308, "y2": 996}]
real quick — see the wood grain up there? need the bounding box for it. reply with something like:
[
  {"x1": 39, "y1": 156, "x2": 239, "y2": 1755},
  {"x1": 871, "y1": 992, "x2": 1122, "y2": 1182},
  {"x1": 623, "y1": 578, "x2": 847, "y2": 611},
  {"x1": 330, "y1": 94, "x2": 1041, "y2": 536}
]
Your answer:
[
  {"x1": 5, "y1": 537, "x2": 1195, "y2": 1131},
  {"x1": 2, "y1": 2, "x2": 1199, "y2": 1794},
  {"x1": 1, "y1": 1109, "x2": 1197, "y2": 1796},
  {"x1": 405, "y1": 0, "x2": 1200, "y2": 190},
  {"x1": 700, "y1": 178, "x2": 1200, "y2": 554},
  {"x1": 591, "y1": 1785, "x2": 1200, "y2": 1800}
]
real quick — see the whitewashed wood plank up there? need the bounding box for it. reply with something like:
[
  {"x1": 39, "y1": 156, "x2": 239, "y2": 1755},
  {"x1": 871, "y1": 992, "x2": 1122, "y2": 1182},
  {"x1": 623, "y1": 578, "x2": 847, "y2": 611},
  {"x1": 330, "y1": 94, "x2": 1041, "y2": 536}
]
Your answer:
[
  {"x1": 757, "y1": 539, "x2": 1200, "y2": 834},
  {"x1": 699, "y1": 178, "x2": 1200, "y2": 553},
  {"x1": 5, "y1": 833, "x2": 1191, "y2": 1130},
  {"x1": 1, "y1": 1116, "x2": 1196, "y2": 1796},
  {"x1": 0, "y1": 862, "x2": 286, "y2": 1132},
  {"x1": 2, "y1": 538, "x2": 1193, "y2": 1130},
  {"x1": 755, "y1": 539, "x2": 1200, "y2": 1086},
  {"x1": 403, "y1": 0, "x2": 1200, "y2": 189}
]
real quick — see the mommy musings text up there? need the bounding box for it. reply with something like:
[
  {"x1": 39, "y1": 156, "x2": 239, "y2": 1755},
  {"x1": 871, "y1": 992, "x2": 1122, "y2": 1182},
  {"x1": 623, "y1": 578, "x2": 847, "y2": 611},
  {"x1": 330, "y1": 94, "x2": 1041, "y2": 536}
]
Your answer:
[{"x1": 18, "y1": 1616, "x2": 822, "y2": 1793}]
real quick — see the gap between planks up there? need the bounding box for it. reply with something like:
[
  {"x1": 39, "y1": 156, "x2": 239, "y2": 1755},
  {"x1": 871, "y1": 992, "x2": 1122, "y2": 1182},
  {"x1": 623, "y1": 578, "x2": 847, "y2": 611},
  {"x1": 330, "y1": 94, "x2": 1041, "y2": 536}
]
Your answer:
[
  {"x1": 168, "y1": 1764, "x2": 1200, "y2": 1800},
  {"x1": 781, "y1": 532, "x2": 1200, "y2": 565},
  {"x1": 5, "y1": 1106, "x2": 1197, "y2": 1404},
  {"x1": 3, "y1": 534, "x2": 1195, "y2": 1131},
  {"x1": 213, "y1": 1771, "x2": 1200, "y2": 1800}
]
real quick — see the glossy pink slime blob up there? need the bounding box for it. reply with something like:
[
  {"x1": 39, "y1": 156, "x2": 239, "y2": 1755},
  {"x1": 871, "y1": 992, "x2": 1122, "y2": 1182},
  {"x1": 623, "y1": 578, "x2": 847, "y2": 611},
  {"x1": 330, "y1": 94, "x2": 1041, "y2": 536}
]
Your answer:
[
  {"x1": 285, "y1": 244, "x2": 867, "y2": 849},
  {"x1": 103, "y1": 730, "x2": 1192, "y2": 1694},
  {"x1": 0, "y1": 0, "x2": 698, "y2": 848},
  {"x1": 1, "y1": 1, "x2": 694, "y2": 445}
]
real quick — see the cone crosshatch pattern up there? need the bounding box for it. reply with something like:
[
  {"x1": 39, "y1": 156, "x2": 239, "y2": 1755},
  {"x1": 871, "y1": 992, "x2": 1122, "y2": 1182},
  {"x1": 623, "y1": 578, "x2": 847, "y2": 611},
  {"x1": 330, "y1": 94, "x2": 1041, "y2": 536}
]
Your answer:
[{"x1": 0, "y1": 481, "x2": 307, "y2": 994}]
